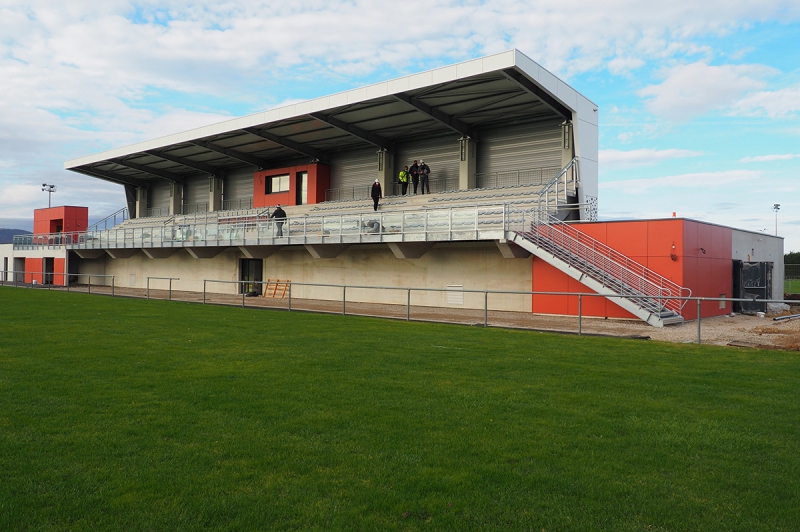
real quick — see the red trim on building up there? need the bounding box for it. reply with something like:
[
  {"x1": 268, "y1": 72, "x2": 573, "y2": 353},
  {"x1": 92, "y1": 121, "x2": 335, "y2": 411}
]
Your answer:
[
  {"x1": 532, "y1": 219, "x2": 733, "y2": 320},
  {"x1": 252, "y1": 163, "x2": 330, "y2": 208}
]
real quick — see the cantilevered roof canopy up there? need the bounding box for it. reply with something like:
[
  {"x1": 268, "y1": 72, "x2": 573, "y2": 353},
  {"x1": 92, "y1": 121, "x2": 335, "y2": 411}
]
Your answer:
[{"x1": 65, "y1": 49, "x2": 596, "y2": 188}]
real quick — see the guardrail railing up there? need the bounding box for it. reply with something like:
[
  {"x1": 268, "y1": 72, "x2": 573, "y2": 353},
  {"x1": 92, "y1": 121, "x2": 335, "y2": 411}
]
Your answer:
[{"x1": 2, "y1": 275, "x2": 791, "y2": 344}]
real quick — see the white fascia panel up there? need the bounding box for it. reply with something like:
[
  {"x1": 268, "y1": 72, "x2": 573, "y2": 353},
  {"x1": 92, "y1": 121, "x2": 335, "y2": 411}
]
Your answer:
[
  {"x1": 455, "y1": 59, "x2": 484, "y2": 79},
  {"x1": 366, "y1": 83, "x2": 389, "y2": 99},
  {"x1": 329, "y1": 92, "x2": 349, "y2": 108},
  {"x1": 311, "y1": 96, "x2": 332, "y2": 113},
  {"x1": 482, "y1": 51, "x2": 516, "y2": 73},
  {"x1": 556, "y1": 81, "x2": 578, "y2": 111},
  {"x1": 347, "y1": 87, "x2": 368, "y2": 104},
  {"x1": 576, "y1": 95, "x2": 599, "y2": 127},
  {"x1": 534, "y1": 68, "x2": 560, "y2": 102},
  {"x1": 513, "y1": 51, "x2": 541, "y2": 82},
  {"x1": 387, "y1": 77, "x2": 410, "y2": 94},
  {"x1": 294, "y1": 100, "x2": 314, "y2": 115},
  {"x1": 409, "y1": 71, "x2": 433, "y2": 91},
  {"x1": 574, "y1": 118, "x2": 598, "y2": 163},
  {"x1": 431, "y1": 65, "x2": 458, "y2": 85}
]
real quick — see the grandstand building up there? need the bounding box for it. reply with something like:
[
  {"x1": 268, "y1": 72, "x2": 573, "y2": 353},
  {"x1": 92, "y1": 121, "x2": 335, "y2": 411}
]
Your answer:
[{"x1": 2, "y1": 50, "x2": 784, "y2": 326}]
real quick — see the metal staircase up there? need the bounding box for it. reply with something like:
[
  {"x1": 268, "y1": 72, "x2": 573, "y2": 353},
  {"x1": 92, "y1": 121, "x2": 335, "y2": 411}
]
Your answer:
[{"x1": 506, "y1": 160, "x2": 690, "y2": 327}]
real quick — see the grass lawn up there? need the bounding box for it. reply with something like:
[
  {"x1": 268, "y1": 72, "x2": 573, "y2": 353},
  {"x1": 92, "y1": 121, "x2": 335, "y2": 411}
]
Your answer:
[
  {"x1": 1, "y1": 287, "x2": 799, "y2": 531},
  {"x1": 785, "y1": 278, "x2": 800, "y2": 294}
]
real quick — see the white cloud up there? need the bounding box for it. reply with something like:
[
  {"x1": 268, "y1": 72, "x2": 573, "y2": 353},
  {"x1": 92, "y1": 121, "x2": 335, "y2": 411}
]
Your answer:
[
  {"x1": 638, "y1": 62, "x2": 773, "y2": 121},
  {"x1": 600, "y1": 148, "x2": 704, "y2": 169},
  {"x1": 740, "y1": 154, "x2": 800, "y2": 163},
  {"x1": 601, "y1": 170, "x2": 760, "y2": 194},
  {"x1": 730, "y1": 85, "x2": 800, "y2": 118}
]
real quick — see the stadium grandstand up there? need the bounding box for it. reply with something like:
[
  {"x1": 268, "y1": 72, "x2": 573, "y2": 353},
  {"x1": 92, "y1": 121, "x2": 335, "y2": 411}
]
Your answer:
[{"x1": 1, "y1": 50, "x2": 784, "y2": 326}]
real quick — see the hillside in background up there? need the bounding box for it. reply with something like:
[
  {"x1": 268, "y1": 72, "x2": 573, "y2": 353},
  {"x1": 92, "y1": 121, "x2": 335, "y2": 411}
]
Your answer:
[{"x1": 0, "y1": 228, "x2": 31, "y2": 244}]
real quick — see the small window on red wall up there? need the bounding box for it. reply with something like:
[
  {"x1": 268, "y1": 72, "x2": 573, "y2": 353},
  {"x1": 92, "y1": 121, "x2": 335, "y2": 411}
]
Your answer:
[{"x1": 267, "y1": 174, "x2": 290, "y2": 194}]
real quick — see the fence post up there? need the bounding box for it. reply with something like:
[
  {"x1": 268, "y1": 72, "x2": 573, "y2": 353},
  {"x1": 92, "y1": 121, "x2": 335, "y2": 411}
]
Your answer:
[
  {"x1": 88, "y1": 276, "x2": 92, "y2": 294},
  {"x1": 484, "y1": 291, "x2": 488, "y2": 327},
  {"x1": 342, "y1": 285, "x2": 346, "y2": 315},
  {"x1": 203, "y1": 280, "x2": 206, "y2": 304},
  {"x1": 288, "y1": 282, "x2": 292, "y2": 311},
  {"x1": 169, "y1": 278, "x2": 173, "y2": 301},
  {"x1": 696, "y1": 299, "x2": 702, "y2": 344},
  {"x1": 242, "y1": 283, "x2": 245, "y2": 308},
  {"x1": 407, "y1": 288, "x2": 411, "y2": 321},
  {"x1": 146, "y1": 277, "x2": 150, "y2": 300},
  {"x1": 112, "y1": 276, "x2": 115, "y2": 297},
  {"x1": 578, "y1": 294, "x2": 583, "y2": 335}
]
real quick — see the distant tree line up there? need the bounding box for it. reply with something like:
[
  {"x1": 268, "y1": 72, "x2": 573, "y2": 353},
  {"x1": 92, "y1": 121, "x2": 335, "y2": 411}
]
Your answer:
[{"x1": 786, "y1": 251, "x2": 800, "y2": 264}]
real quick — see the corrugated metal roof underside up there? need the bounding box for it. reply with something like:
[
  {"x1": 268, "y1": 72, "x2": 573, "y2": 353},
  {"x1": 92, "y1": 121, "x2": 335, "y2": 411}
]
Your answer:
[{"x1": 67, "y1": 65, "x2": 571, "y2": 189}]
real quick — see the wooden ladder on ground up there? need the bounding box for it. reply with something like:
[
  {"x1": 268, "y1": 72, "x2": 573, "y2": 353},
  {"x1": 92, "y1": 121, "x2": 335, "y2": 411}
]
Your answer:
[{"x1": 263, "y1": 279, "x2": 290, "y2": 298}]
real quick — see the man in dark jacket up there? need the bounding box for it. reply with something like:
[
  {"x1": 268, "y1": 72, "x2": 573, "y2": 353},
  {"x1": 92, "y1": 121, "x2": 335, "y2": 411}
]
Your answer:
[
  {"x1": 371, "y1": 179, "x2": 382, "y2": 211},
  {"x1": 270, "y1": 204, "x2": 287, "y2": 237},
  {"x1": 409, "y1": 160, "x2": 420, "y2": 195},
  {"x1": 419, "y1": 160, "x2": 431, "y2": 194}
]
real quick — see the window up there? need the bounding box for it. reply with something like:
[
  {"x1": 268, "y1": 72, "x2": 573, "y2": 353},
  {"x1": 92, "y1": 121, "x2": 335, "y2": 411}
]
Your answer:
[{"x1": 267, "y1": 174, "x2": 290, "y2": 194}]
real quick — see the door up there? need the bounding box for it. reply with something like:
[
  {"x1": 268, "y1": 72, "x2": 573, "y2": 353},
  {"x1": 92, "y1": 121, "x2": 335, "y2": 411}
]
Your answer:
[
  {"x1": 43, "y1": 258, "x2": 54, "y2": 285},
  {"x1": 239, "y1": 259, "x2": 263, "y2": 294},
  {"x1": 296, "y1": 171, "x2": 308, "y2": 205}
]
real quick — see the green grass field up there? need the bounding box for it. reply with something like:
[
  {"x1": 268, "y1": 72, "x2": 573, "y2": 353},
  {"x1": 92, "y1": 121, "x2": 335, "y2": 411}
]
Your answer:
[
  {"x1": 2, "y1": 287, "x2": 799, "y2": 531},
  {"x1": 785, "y1": 278, "x2": 800, "y2": 294}
]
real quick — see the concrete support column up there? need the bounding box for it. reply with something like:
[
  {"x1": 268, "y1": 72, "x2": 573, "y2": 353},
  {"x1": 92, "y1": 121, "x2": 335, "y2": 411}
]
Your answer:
[
  {"x1": 377, "y1": 149, "x2": 393, "y2": 196},
  {"x1": 209, "y1": 176, "x2": 223, "y2": 212},
  {"x1": 169, "y1": 182, "x2": 183, "y2": 216},
  {"x1": 135, "y1": 187, "x2": 148, "y2": 219},
  {"x1": 458, "y1": 138, "x2": 477, "y2": 190}
]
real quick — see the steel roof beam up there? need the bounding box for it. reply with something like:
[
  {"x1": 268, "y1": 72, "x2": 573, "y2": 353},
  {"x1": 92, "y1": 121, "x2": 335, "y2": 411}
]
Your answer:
[
  {"x1": 242, "y1": 127, "x2": 328, "y2": 163},
  {"x1": 70, "y1": 166, "x2": 149, "y2": 188},
  {"x1": 392, "y1": 93, "x2": 475, "y2": 139},
  {"x1": 189, "y1": 139, "x2": 268, "y2": 169},
  {"x1": 144, "y1": 149, "x2": 221, "y2": 176},
  {"x1": 113, "y1": 158, "x2": 185, "y2": 184},
  {"x1": 501, "y1": 69, "x2": 572, "y2": 119},
  {"x1": 310, "y1": 112, "x2": 394, "y2": 152}
]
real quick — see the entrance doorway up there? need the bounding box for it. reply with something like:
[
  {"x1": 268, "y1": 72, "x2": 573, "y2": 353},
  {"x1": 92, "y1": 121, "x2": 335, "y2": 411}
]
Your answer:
[
  {"x1": 240, "y1": 259, "x2": 263, "y2": 294},
  {"x1": 296, "y1": 171, "x2": 308, "y2": 205},
  {"x1": 43, "y1": 258, "x2": 55, "y2": 285}
]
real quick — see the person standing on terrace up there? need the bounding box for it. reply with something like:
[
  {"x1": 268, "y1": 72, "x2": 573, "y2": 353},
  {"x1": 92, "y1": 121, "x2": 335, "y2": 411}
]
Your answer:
[{"x1": 270, "y1": 204, "x2": 287, "y2": 237}]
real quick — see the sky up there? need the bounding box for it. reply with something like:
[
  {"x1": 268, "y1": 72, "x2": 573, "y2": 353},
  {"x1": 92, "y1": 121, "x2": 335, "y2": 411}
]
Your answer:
[{"x1": 1, "y1": 0, "x2": 799, "y2": 250}]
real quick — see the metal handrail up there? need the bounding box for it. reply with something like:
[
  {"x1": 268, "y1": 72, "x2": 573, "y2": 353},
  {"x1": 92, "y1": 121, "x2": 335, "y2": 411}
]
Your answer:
[
  {"x1": 87, "y1": 207, "x2": 129, "y2": 232},
  {"x1": 516, "y1": 209, "x2": 691, "y2": 316}
]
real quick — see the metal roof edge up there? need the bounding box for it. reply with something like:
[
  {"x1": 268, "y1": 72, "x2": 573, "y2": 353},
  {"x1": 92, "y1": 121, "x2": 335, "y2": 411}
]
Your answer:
[{"x1": 65, "y1": 49, "x2": 585, "y2": 169}]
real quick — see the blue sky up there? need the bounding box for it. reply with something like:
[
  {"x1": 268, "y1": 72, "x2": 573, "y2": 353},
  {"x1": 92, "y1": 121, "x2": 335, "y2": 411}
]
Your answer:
[{"x1": 1, "y1": 1, "x2": 799, "y2": 250}]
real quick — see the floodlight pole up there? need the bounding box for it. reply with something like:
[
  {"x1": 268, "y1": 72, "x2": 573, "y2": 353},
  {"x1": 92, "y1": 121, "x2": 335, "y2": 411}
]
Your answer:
[
  {"x1": 42, "y1": 184, "x2": 57, "y2": 208},
  {"x1": 773, "y1": 204, "x2": 780, "y2": 236}
]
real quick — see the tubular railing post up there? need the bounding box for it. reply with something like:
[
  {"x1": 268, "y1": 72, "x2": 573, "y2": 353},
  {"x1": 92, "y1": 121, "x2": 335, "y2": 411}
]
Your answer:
[
  {"x1": 203, "y1": 280, "x2": 206, "y2": 304},
  {"x1": 342, "y1": 286, "x2": 346, "y2": 315},
  {"x1": 112, "y1": 276, "x2": 115, "y2": 297},
  {"x1": 146, "y1": 278, "x2": 150, "y2": 300},
  {"x1": 407, "y1": 288, "x2": 411, "y2": 321},
  {"x1": 578, "y1": 294, "x2": 583, "y2": 335},
  {"x1": 88, "y1": 276, "x2": 92, "y2": 294},
  {"x1": 169, "y1": 278, "x2": 172, "y2": 301},
  {"x1": 484, "y1": 291, "x2": 488, "y2": 327},
  {"x1": 242, "y1": 283, "x2": 245, "y2": 308},
  {"x1": 697, "y1": 299, "x2": 702, "y2": 344},
  {"x1": 288, "y1": 282, "x2": 292, "y2": 311}
]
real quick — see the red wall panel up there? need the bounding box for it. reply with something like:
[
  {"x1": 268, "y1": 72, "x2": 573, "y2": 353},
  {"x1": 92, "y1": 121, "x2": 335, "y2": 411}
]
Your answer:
[
  {"x1": 531, "y1": 219, "x2": 734, "y2": 321},
  {"x1": 24, "y1": 258, "x2": 43, "y2": 284},
  {"x1": 54, "y1": 258, "x2": 66, "y2": 287},
  {"x1": 253, "y1": 163, "x2": 331, "y2": 209}
]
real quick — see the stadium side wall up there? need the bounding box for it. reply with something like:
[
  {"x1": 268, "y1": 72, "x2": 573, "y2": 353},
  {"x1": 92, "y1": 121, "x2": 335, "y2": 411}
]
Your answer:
[{"x1": 75, "y1": 242, "x2": 534, "y2": 311}]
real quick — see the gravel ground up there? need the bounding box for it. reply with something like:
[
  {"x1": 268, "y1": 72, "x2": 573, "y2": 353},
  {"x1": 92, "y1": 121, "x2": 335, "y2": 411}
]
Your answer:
[{"x1": 32, "y1": 284, "x2": 800, "y2": 351}]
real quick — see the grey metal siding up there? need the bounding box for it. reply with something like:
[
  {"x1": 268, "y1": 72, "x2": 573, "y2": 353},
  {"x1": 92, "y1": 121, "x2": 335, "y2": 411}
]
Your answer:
[
  {"x1": 394, "y1": 135, "x2": 460, "y2": 183},
  {"x1": 329, "y1": 147, "x2": 378, "y2": 190},
  {"x1": 149, "y1": 181, "x2": 171, "y2": 213},
  {"x1": 477, "y1": 119, "x2": 562, "y2": 176},
  {"x1": 224, "y1": 168, "x2": 254, "y2": 204},
  {"x1": 184, "y1": 176, "x2": 208, "y2": 207}
]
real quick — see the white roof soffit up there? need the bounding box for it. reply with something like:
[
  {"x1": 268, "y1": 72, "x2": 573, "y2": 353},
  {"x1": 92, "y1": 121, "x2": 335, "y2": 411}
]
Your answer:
[{"x1": 65, "y1": 49, "x2": 597, "y2": 181}]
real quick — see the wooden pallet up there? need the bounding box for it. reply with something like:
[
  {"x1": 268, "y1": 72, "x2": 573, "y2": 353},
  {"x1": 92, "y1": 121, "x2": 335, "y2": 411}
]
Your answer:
[{"x1": 263, "y1": 278, "x2": 290, "y2": 298}]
